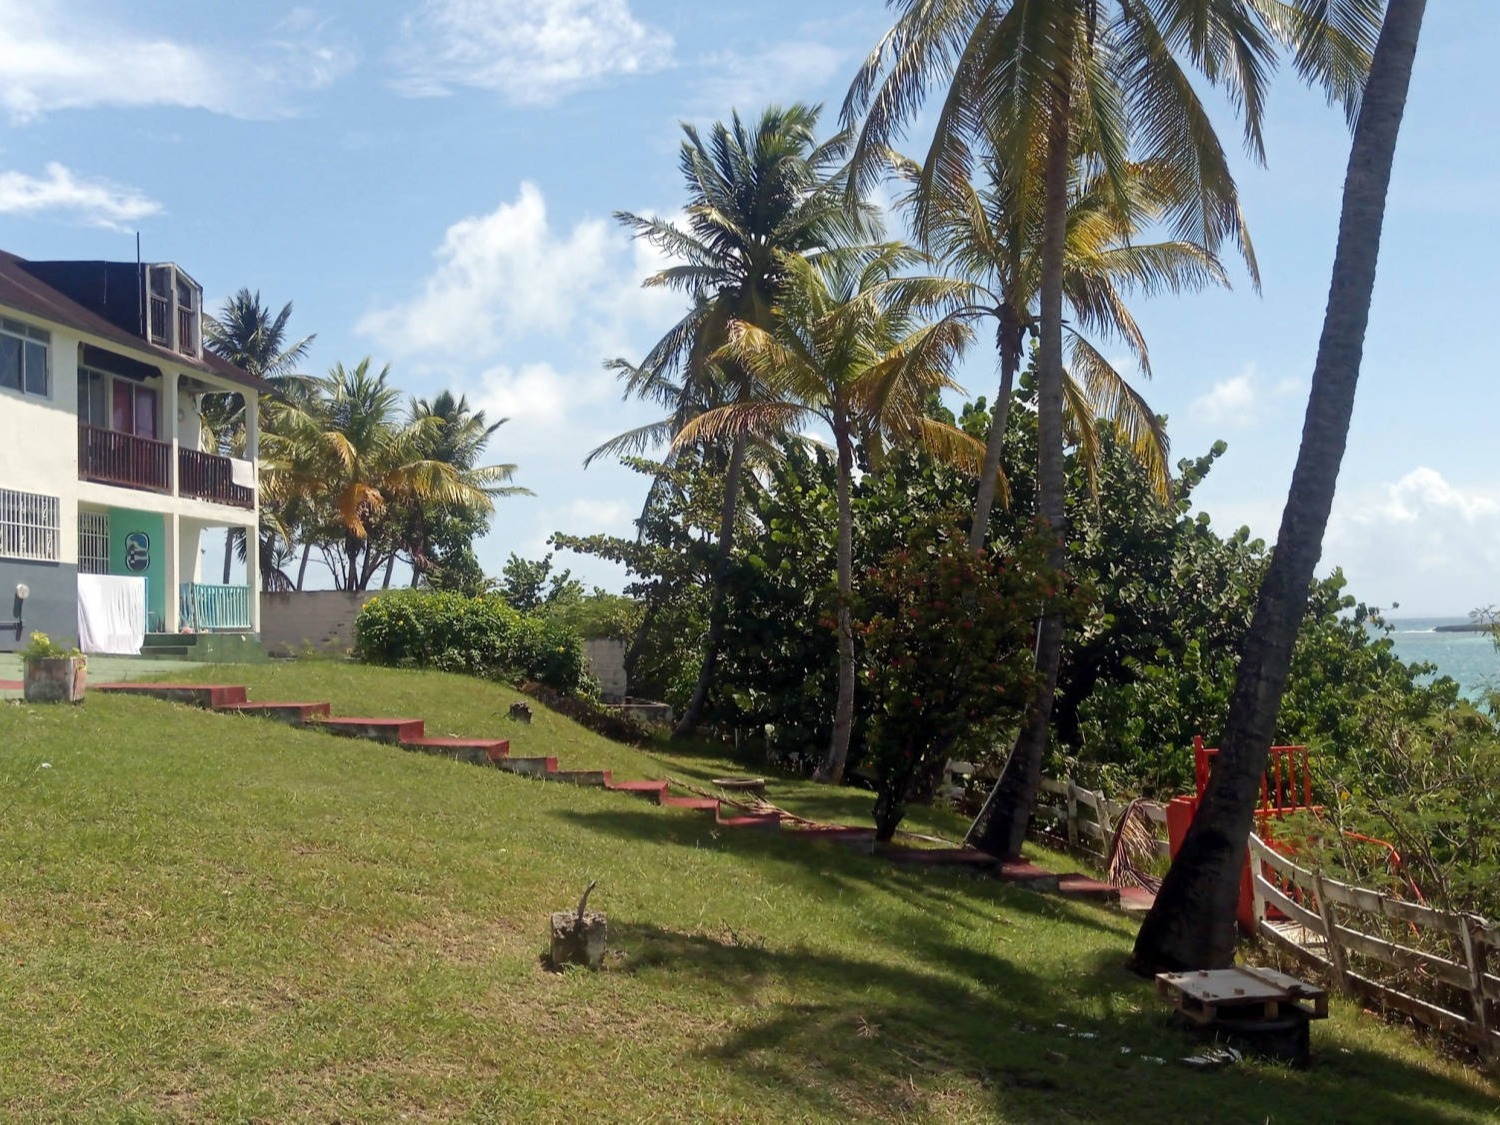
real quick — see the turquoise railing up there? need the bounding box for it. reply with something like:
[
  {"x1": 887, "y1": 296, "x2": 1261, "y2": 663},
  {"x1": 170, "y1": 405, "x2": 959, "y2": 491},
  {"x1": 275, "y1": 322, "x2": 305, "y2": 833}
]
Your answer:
[{"x1": 179, "y1": 583, "x2": 251, "y2": 631}]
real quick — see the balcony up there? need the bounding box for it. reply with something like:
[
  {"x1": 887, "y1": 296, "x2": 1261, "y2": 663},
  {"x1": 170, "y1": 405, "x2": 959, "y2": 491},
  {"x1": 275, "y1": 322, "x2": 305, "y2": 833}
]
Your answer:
[
  {"x1": 179, "y1": 447, "x2": 254, "y2": 509},
  {"x1": 180, "y1": 582, "x2": 251, "y2": 631},
  {"x1": 78, "y1": 425, "x2": 255, "y2": 510},
  {"x1": 78, "y1": 424, "x2": 170, "y2": 493}
]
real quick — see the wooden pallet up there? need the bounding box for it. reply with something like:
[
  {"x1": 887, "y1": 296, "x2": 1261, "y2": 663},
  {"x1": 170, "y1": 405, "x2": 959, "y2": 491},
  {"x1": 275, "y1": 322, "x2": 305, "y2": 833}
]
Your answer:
[{"x1": 1157, "y1": 965, "x2": 1329, "y2": 1026}]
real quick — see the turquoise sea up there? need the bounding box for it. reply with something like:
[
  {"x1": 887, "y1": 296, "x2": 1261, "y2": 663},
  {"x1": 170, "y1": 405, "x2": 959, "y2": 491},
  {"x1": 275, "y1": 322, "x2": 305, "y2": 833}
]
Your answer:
[{"x1": 1385, "y1": 617, "x2": 1499, "y2": 700}]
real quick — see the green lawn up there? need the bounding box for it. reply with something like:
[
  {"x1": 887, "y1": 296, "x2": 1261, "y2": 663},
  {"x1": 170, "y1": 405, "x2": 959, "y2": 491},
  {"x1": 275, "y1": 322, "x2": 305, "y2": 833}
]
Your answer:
[{"x1": 0, "y1": 662, "x2": 1493, "y2": 1121}]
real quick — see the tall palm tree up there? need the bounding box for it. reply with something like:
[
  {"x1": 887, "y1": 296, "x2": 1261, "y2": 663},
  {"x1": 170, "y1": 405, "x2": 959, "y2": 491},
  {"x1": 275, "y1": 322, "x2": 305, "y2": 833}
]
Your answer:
[
  {"x1": 1132, "y1": 0, "x2": 1426, "y2": 974},
  {"x1": 845, "y1": 0, "x2": 1375, "y2": 859},
  {"x1": 596, "y1": 103, "x2": 876, "y2": 738},
  {"x1": 263, "y1": 360, "x2": 518, "y2": 591},
  {"x1": 674, "y1": 246, "x2": 981, "y2": 783},
  {"x1": 202, "y1": 290, "x2": 316, "y2": 583},
  {"x1": 893, "y1": 147, "x2": 1230, "y2": 546}
]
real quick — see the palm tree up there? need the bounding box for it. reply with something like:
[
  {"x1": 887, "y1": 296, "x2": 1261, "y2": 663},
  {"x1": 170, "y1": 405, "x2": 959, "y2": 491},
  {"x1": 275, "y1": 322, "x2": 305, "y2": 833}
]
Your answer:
[
  {"x1": 1132, "y1": 0, "x2": 1426, "y2": 974},
  {"x1": 202, "y1": 290, "x2": 316, "y2": 583},
  {"x1": 263, "y1": 360, "x2": 518, "y2": 591},
  {"x1": 596, "y1": 103, "x2": 875, "y2": 739},
  {"x1": 674, "y1": 246, "x2": 981, "y2": 783},
  {"x1": 894, "y1": 147, "x2": 1229, "y2": 546},
  {"x1": 845, "y1": 0, "x2": 1374, "y2": 859}
]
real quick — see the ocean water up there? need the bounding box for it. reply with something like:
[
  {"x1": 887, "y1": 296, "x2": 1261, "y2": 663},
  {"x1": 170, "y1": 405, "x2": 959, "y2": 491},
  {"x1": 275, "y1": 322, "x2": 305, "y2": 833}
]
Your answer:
[{"x1": 1384, "y1": 617, "x2": 1500, "y2": 700}]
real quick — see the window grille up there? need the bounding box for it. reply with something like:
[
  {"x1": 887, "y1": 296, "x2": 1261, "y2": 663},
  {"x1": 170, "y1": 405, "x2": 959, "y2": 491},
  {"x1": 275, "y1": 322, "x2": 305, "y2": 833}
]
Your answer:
[
  {"x1": 0, "y1": 488, "x2": 60, "y2": 562},
  {"x1": 78, "y1": 511, "x2": 110, "y2": 574}
]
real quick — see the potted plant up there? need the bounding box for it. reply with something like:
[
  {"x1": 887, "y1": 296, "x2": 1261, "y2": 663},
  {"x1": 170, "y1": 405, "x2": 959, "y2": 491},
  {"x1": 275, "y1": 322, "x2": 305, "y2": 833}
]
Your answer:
[{"x1": 21, "y1": 631, "x2": 87, "y2": 704}]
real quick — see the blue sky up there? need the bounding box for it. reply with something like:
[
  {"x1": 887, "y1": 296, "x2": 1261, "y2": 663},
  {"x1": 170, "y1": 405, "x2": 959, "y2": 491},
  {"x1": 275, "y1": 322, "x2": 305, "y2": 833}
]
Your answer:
[{"x1": 1, "y1": 0, "x2": 1495, "y2": 616}]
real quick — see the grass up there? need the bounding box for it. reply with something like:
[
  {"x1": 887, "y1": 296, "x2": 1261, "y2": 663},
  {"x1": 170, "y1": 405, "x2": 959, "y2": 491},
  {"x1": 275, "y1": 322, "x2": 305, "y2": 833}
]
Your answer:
[{"x1": 0, "y1": 661, "x2": 1493, "y2": 1121}]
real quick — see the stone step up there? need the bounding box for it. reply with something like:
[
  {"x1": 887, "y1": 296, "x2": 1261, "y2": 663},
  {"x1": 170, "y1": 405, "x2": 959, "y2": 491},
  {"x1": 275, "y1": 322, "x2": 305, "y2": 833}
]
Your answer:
[
  {"x1": 552, "y1": 769, "x2": 612, "y2": 787},
  {"x1": 315, "y1": 716, "x2": 426, "y2": 744},
  {"x1": 217, "y1": 701, "x2": 332, "y2": 723},
  {"x1": 400, "y1": 736, "x2": 510, "y2": 766},
  {"x1": 94, "y1": 682, "x2": 248, "y2": 709},
  {"x1": 495, "y1": 755, "x2": 558, "y2": 777}
]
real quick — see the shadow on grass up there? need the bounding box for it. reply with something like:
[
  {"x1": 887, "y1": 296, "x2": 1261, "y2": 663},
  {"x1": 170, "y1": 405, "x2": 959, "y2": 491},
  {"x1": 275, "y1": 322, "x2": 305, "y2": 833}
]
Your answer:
[{"x1": 608, "y1": 918, "x2": 1499, "y2": 1124}]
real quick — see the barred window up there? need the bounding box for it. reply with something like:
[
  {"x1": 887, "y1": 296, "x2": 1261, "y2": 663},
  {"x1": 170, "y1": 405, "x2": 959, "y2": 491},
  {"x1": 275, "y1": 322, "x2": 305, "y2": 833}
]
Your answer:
[
  {"x1": 0, "y1": 488, "x2": 60, "y2": 562},
  {"x1": 78, "y1": 511, "x2": 110, "y2": 574},
  {"x1": 0, "y1": 316, "x2": 50, "y2": 398}
]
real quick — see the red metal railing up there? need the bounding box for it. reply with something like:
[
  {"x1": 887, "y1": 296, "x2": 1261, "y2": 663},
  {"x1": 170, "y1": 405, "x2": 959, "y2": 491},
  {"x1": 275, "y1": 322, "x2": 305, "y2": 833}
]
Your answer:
[
  {"x1": 1194, "y1": 735, "x2": 1313, "y2": 816},
  {"x1": 78, "y1": 424, "x2": 170, "y2": 493},
  {"x1": 179, "y1": 448, "x2": 254, "y2": 508}
]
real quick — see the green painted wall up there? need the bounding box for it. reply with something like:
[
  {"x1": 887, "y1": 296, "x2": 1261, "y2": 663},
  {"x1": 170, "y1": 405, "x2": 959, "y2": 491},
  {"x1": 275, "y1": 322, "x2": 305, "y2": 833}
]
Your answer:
[{"x1": 107, "y1": 508, "x2": 166, "y2": 628}]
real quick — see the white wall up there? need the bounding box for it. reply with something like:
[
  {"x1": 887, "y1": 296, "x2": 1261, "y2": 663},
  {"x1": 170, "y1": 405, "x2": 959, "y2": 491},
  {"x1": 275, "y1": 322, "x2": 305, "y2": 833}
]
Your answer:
[{"x1": 0, "y1": 315, "x2": 80, "y2": 564}]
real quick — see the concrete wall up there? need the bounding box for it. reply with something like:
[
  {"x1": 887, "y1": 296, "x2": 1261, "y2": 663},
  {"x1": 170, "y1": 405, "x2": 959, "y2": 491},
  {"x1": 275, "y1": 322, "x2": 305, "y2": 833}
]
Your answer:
[
  {"x1": 584, "y1": 637, "x2": 628, "y2": 701},
  {"x1": 260, "y1": 590, "x2": 378, "y2": 656},
  {"x1": 0, "y1": 559, "x2": 77, "y2": 652}
]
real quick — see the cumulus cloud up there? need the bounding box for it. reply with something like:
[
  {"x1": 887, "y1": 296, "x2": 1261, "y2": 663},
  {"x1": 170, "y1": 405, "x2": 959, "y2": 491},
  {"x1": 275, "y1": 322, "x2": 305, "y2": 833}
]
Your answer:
[
  {"x1": 694, "y1": 40, "x2": 846, "y2": 118},
  {"x1": 1188, "y1": 363, "x2": 1303, "y2": 429},
  {"x1": 0, "y1": 163, "x2": 161, "y2": 230},
  {"x1": 393, "y1": 0, "x2": 673, "y2": 103},
  {"x1": 1324, "y1": 468, "x2": 1500, "y2": 614},
  {"x1": 0, "y1": 1, "x2": 353, "y2": 123}
]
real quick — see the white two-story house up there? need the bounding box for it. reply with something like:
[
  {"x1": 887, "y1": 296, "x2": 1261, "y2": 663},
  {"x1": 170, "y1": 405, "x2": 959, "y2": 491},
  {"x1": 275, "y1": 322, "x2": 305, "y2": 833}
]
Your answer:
[{"x1": 0, "y1": 249, "x2": 269, "y2": 654}]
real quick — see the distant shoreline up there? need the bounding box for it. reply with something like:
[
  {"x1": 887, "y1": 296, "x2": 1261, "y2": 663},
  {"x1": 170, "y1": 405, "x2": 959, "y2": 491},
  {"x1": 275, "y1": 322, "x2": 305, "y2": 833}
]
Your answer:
[{"x1": 1433, "y1": 623, "x2": 1494, "y2": 634}]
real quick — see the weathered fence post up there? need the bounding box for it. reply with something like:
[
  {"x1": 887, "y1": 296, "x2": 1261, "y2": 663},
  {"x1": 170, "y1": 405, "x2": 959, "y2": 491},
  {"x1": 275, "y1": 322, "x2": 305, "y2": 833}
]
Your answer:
[
  {"x1": 1065, "y1": 781, "x2": 1079, "y2": 850},
  {"x1": 1311, "y1": 869, "x2": 1352, "y2": 994},
  {"x1": 1459, "y1": 914, "x2": 1493, "y2": 1065}
]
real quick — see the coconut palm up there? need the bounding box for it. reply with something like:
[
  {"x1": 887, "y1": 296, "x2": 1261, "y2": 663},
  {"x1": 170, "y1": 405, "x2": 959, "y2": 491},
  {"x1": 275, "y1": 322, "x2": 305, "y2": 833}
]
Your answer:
[
  {"x1": 596, "y1": 103, "x2": 876, "y2": 739},
  {"x1": 263, "y1": 360, "x2": 520, "y2": 591},
  {"x1": 845, "y1": 0, "x2": 1377, "y2": 859},
  {"x1": 674, "y1": 246, "x2": 981, "y2": 783},
  {"x1": 1133, "y1": 0, "x2": 1427, "y2": 973}
]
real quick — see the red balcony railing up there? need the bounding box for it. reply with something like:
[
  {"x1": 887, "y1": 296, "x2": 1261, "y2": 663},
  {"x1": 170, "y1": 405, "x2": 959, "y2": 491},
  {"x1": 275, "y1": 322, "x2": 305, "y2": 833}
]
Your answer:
[
  {"x1": 78, "y1": 424, "x2": 170, "y2": 493},
  {"x1": 179, "y1": 447, "x2": 254, "y2": 509}
]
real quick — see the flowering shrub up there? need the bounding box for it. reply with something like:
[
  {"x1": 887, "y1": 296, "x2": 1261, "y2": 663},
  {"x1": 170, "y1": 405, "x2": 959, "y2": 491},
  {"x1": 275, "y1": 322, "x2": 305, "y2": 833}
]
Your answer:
[
  {"x1": 858, "y1": 518, "x2": 1067, "y2": 840},
  {"x1": 354, "y1": 590, "x2": 586, "y2": 693}
]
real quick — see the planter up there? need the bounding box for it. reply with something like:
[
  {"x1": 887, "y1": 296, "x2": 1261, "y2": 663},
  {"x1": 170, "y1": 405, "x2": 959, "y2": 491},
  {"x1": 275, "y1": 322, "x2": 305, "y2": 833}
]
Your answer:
[{"x1": 23, "y1": 657, "x2": 87, "y2": 704}]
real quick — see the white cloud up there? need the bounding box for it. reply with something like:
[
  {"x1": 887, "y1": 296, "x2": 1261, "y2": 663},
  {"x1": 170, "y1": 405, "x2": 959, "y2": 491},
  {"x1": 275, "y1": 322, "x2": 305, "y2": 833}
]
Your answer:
[
  {"x1": 1188, "y1": 363, "x2": 1303, "y2": 429},
  {"x1": 694, "y1": 40, "x2": 846, "y2": 117},
  {"x1": 0, "y1": 163, "x2": 161, "y2": 230},
  {"x1": 0, "y1": 1, "x2": 353, "y2": 124},
  {"x1": 463, "y1": 360, "x2": 614, "y2": 440},
  {"x1": 1324, "y1": 468, "x2": 1500, "y2": 614},
  {"x1": 393, "y1": 0, "x2": 673, "y2": 103}
]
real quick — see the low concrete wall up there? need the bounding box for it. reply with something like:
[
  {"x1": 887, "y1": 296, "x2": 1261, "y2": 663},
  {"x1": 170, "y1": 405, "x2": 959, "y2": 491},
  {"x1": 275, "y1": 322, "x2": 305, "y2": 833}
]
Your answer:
[
  {"x1": 260, "y1": 590, "x2": 377, "y2": 657},
  {"x1": 584, "y1": 637, "x2": 628, "y2": 701},
  {"x1": 0, "y1": 560, "x2": 77, "y2": 653}
]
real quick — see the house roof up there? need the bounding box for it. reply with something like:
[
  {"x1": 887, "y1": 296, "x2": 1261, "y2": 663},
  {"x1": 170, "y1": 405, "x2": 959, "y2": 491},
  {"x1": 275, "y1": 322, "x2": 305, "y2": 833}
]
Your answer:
[{"x1": 0, "y1": 249, "x2": 270, "y2": 394}]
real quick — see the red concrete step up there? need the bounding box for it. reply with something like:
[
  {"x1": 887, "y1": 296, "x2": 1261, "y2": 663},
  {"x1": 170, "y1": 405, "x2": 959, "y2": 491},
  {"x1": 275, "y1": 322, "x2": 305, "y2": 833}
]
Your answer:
[
  {"x1": 1055, "y1": 874, "x2": 1122, "y2": 906},
  {"x1": 1118, "y1": 886, "x2": 1157, "y2": 913},
  {"x1": 315, "y1": 716, "x2": 425, "y2": 744},
  {"x1": 94, "y1": 683, "x2": 248, "y2": 708},
  {"x1": 400, "y1": 736, "x2": 510, "y2": 766},
  {"x1": 879, "y1": 846, "x2": 1002, "y2": 872},
  {"x1": 605, "y1": 779, "x2": 669, "y2": 804},
  {"x1": 217, "y1": 701, "x2": 332, "y2": 723},
  {"x1": 495, "y1": 755, "x2": 558, "y2": 777},
  {"x1": 661, "y1": 796, "x2": 721, "y2": 813},
  {"x1": 992, "y1": 860, "x2": 1061, "y2": 892},
  {"x1": 717, "y1": 809, "x2": 781, "y2": 830},
  {"x1": 553, "y1": 768, "x2": 612, "y2": 787}
]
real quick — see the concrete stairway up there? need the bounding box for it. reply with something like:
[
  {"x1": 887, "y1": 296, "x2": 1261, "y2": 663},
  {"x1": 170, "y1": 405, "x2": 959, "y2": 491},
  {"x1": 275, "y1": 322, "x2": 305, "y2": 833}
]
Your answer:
[{"x1": 92, "y1": 680, "x2": 1137, "y2": 908}]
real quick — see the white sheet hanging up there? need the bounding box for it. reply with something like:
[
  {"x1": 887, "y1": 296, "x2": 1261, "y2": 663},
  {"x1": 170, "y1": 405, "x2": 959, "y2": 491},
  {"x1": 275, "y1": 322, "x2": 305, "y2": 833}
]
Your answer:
[
  {"x1": 229, "y1": 458, "x2": 256, "y2": 489},
  {"x1": 77, "y1": 574, "x2": 147, "y2": 655}
]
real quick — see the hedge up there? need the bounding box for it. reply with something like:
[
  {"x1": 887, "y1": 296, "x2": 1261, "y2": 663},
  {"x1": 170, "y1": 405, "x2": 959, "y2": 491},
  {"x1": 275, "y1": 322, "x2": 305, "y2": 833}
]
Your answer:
[{"x1": 353, "y1": 590, "x2": 586, "y2": 693}]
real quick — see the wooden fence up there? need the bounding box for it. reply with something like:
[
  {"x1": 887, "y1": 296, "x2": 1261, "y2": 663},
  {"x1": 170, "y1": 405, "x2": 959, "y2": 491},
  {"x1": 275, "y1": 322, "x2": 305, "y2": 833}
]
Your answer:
[
  {"x1": 1032, "y1": 777, "x2": 1171, "y2": 862},
  {"x1": 1249, "y1": 833, "x2": 1498, "y2": 1065}
]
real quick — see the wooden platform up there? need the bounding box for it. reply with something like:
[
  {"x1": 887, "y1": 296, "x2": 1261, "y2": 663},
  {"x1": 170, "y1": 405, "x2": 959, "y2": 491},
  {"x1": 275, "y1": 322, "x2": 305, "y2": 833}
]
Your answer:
[{"x1": 1158, "y1": 965, "x2": 1329, "y2": 1026}]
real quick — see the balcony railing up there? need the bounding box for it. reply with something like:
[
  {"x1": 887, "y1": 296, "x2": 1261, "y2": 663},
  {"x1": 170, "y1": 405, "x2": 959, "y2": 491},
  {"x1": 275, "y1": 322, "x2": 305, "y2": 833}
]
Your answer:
[
  {"x1": 78, "y1": 424, "x2": 170, "y2": 493},
  {"x1": 180, "y1": 447, "x2": 254, "y2": 509},
  {"x1": 180, "y1": 582, "x2": 251, "y2": 631}
]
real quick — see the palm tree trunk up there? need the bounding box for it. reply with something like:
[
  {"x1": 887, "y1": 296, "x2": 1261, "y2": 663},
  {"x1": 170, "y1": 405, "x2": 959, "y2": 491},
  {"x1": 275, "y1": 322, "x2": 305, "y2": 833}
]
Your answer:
[
  {"x1": 817, "y1": 424, "x2": 858, "y2": 784},
  {"x1": 296, "y1": 543, "x2": 311, "y2": 591},
  {"x1": 968, "y1": 78, "x2": 1074, "y2": 859},
  {"x1": 222, "y1": 528, "x2": 235, "y2": 584},
  {"x1": 1131, "y1": 0, "x2": 1426, "y2": 975},
  {"x1": 673, "y1": 432, "x2": 748, "y2": 738},
  {"x1": 968, "y1": 308, "x2": 1021, "y2": 551}
]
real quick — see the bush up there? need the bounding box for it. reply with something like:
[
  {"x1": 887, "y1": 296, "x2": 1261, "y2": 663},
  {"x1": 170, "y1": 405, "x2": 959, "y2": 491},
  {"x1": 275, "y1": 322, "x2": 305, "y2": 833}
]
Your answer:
[{"x1": 354, "y1": 590, "x2": 586, "y2": 693}]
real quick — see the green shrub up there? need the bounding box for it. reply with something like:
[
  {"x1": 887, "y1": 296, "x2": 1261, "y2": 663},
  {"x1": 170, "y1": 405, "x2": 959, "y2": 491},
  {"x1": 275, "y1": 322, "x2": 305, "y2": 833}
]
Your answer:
[{"x1": 353, "y1": 590, "x2": 586, "y2": 693}]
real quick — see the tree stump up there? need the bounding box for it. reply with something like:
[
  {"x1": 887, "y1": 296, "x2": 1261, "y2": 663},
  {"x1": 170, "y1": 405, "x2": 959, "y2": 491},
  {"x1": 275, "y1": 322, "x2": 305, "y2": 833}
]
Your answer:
[{"x1": 549, "y1": 881, "x2": 606, "y2": 969}]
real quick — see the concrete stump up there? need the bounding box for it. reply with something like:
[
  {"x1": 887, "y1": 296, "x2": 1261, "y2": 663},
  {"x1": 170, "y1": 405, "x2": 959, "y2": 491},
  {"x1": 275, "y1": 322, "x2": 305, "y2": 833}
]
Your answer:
[{"x1": 550, "y1": 911, "x2": 608, "y2": 969}]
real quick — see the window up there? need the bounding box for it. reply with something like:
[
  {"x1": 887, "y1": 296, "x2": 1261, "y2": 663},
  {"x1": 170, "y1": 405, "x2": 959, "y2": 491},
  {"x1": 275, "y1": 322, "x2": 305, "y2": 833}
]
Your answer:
[
  {"x1": 77, "y1": 369, "x2": 109, "y2": 426},
  {"x1": 111, "y1": 381, "x2": 159, "y2": 439},
  {"x1": 146, "y1": 265, "x2": 201, "y2": 357},
  {"x1": 0, "y1": 316, "x2": 49, "y2": 398},
  {"x1": 78, "y1": 511, "x2": 110, "y2": 574},
  {"x1": 0, "y1": 488, "x2": 60, "y2": 562}
]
